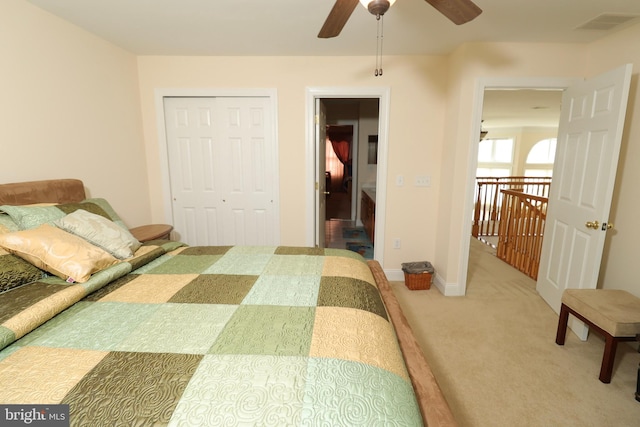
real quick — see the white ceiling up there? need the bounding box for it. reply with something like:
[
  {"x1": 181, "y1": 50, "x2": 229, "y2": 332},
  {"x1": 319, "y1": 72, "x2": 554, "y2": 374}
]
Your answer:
[
  {"x1": 482, "y1": 89, "x2": 563, "y2": 129},
  {"x1": 26, "y1": 0, "x2": 640, "y2": 56},
  {"x1": 24, "y1": 1, "x2": 635, "y2": 129}
]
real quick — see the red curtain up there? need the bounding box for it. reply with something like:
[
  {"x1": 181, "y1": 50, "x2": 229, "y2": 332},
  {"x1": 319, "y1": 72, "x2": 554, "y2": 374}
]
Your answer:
[
  {"x1": 330, "y1": 140, "x2": 350, "y2": 165},
  {"x1": 325, "y1": 142, "x2": 341, "y2": 192},
  {"x1": 326, "y1": 126, "x2": 353, "y2": 192}
]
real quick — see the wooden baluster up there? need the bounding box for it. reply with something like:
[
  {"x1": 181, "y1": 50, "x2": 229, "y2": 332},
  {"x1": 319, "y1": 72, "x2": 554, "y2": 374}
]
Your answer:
[
  {"x1": 495, "y1": 189, "x2": 549, "y2": 280},
  {"x1": 524, "y1": 198, "x2": 535, "y2": 277},
  {"x1": 473, "y1": 182, "x2": 482, "y2": 238},
  {"x1": 482, "y1": 183, "x2": 489, "y2": 237},
  {"x1": 508, "y1": 192, "x2": 518, "y2": 264},
  {"x1": 496, "y1": 190, "x2": 508, "y2": 260}
]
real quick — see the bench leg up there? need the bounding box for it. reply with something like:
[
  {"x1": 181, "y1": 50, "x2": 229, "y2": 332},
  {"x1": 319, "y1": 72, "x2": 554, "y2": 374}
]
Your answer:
[
  {"x1": 637, "y1": 337, "x2": 640, "y2": 402},
  {"x1": 556, "y1": 303, "x2": 570, "y2": 345},
  {"x1": 599, "y1": 334, "x2": 618, "y2": 383},
  {"x1": 636, "y1": 362, "x2": 640, "y2": 402}
]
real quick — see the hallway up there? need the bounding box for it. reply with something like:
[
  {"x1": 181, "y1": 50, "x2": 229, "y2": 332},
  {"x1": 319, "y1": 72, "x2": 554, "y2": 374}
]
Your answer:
[
  {"x1": 325, "y1": 219, "x2": 373, "y2": 259},
  {"x1": 324, "y1": 188, "x2": 374, "y2": 259}
]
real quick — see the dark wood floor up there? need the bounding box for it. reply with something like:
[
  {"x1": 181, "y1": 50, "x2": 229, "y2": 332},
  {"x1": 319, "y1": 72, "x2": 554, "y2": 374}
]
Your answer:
[{"x1": 326, "y1": 191, "x2": 351, "y2": 220}]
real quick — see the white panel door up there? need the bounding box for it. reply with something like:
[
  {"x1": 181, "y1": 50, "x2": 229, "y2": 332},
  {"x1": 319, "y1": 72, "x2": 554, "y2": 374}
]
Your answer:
[
  {"x1": 217, "y1": 97, "x2": 276, "y2": 246},
  {"x1": 537, "y1": 64, "x2": 632, "y2": 339},
  {"x1": 164, "y1": 96, "x2": 277, "y2": 246},
  {"x1": 315, "y1": 98, "x2": 327, "y2": 248},
  {"x1": 164, "y1": 97, "x2": 222, "y2": 245}
]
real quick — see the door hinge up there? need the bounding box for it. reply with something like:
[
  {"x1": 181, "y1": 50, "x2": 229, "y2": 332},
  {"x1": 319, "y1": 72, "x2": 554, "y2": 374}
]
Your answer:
[
  {"x1": 315, "y1": 182, "x2": 319, "y2": 190},
  {"x1": 315, "y1": 114, "x2": 319, "y2": 124}
]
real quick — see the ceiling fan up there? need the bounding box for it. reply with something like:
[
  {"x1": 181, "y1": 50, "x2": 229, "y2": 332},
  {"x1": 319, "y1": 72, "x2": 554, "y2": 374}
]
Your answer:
[{"x1": 318, "y1": 0, "x2": 483, "y2": 38}]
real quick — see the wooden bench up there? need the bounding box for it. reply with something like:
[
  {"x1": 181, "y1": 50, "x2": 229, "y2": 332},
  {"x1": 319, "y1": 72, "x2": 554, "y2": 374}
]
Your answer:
[{"x1": 556, "y1": 289, "x2": 640, "y2": 383}]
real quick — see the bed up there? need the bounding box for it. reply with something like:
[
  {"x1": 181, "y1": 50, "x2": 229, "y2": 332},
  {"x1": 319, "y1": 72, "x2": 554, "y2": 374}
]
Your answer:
[{"x1": 0, "y1": 179, "x2": 456, "y2": 426}]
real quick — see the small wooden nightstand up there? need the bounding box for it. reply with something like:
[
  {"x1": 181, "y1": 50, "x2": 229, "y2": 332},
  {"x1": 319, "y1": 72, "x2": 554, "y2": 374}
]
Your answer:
[{"x1": 129, "y1": 224, "x2": 173, "y2": 242}]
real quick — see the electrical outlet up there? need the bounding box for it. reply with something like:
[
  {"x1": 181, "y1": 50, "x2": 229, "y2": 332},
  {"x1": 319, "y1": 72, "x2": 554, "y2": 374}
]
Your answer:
[
  {"x1": 393, "y1": 239, "x2": 401, "y2": 249},
  {"x1": 415, "y1": 175, "x2": 431, "y2": 187}
]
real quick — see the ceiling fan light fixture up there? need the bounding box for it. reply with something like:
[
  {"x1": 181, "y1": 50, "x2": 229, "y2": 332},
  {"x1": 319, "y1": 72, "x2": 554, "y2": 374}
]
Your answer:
[{"x1": 359, "y1": 0, "x2": 396, "y2": 17}]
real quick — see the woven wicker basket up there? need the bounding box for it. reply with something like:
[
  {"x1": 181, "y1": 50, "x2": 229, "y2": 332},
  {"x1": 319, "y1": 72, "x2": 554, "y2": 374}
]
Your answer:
[{"x1": 403, "y1": 271, "x2": 432, "y2": 290}]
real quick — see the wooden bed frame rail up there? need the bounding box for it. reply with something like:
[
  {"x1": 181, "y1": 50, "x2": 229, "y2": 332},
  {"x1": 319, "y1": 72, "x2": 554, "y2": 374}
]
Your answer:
[{"x1": 369, "y1": 260, "x2": 458, "y2": 427}]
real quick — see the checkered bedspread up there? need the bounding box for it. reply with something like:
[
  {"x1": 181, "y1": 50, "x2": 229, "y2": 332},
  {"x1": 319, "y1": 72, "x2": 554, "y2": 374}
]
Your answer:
[{"x1": 0, "y1": 244, "x2": 423, "y2": 426}]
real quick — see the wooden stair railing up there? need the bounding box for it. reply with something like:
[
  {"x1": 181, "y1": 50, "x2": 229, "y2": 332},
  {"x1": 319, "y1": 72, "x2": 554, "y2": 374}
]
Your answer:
[
  {"x1": 496, "y1": 189, "x2": 548, "y2": 280},
  {"x1": 473, "y1": 177, "x2": 552, "y2": 237}
]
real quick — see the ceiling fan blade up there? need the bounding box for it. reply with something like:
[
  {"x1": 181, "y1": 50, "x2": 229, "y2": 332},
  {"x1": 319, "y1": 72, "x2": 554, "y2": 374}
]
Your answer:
[
  {"x1": 318, "y1": 0, "x2": 359, "y2": 38},
  {"x1": 424, "y1": 0, "x2": 482, "y2": 25}
]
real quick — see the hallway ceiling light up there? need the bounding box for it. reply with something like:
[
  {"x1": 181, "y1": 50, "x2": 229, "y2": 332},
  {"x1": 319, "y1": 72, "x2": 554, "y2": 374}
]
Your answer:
[{"x1": 480, "y1": 120, "x2": 488, "y2": 141}]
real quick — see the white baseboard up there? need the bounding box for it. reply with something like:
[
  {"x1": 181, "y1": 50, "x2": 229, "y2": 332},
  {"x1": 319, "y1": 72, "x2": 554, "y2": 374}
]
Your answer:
[
  {"x1": 382, "y1": 268, "x2": 462, "y2": 296},
  {"x1": 383, "y1": 268, "x2": 404, "y2": 281}
]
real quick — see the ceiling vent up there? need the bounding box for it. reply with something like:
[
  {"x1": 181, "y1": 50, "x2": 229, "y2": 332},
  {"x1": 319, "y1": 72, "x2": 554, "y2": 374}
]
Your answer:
[{"x1": 575, "y1": 13, "x2": 640, "y2": 31}]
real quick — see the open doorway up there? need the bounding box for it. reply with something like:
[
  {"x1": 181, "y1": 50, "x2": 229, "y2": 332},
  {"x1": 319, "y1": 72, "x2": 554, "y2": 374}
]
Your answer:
[
  {"x1": 461, "y1": 80, "x2": 572, "y2": 295},
  {"x1": 325, "y1": 123, "x2": 356, "y2": 221},
  {"x1": 323, "y1": 99, "x2": 379, "y2": 259},
  {"x1": 473, "y1": 89, "x2": 561, "y2": 251},
  {"x1": 459, "y1": 67, "x2": 630, "y2": 307},
  {"x1": 305, "y1": 87, "x2": 390, "y2": 264}
]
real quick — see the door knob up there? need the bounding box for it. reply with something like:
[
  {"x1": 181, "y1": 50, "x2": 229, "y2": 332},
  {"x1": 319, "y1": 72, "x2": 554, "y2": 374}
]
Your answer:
[
  {"x1": 585, "y1": 220, "x2": 600, "y2": 230},
  {"x1": 324, "y1": 191, "x2": 330, "y2": 195}
]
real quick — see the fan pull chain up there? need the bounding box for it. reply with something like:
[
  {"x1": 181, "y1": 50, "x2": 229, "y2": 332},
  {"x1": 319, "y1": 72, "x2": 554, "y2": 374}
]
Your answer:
[{"x1": 375, "y1": 14, "x2": 384, "y2": 76}]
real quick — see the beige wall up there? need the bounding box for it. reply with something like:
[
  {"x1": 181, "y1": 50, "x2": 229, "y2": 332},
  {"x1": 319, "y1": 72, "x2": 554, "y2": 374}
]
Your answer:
[
  {"x1": 136, "y1": 55, "x2": 448, "y2": 269},
  {"x1": 587, "y1": 23, "x2": 640, "y2": 297},
  {"x1": 441, "y1": 35, "x2": 640, "y2": 296},
  {"x1": 0, "y1": 0, "x2": 149, "y2": 227},
  {"x1": 436, "y1": 42, "x2": 587, "y2": 289}
]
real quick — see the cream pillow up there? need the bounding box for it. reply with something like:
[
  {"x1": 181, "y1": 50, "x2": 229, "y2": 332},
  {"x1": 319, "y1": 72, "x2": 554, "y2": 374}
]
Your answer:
[
  {"x1": 54, "y1": 209, "x2": 141, "y2": 259},
  {"x1": 0, "y1": 224, "x2": 118, "y2": 283}
]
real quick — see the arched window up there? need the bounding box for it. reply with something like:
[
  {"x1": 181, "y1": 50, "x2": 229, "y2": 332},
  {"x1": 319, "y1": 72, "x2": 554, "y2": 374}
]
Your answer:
[{"x1": 525, "y1": 138, "x2": 556, "y2": 177}]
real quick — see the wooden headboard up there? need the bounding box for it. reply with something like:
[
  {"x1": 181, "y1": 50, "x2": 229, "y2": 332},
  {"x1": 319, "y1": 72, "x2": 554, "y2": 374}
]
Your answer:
[{"x1": 0, "y1": 179, "x2": 86, "y2": 206}]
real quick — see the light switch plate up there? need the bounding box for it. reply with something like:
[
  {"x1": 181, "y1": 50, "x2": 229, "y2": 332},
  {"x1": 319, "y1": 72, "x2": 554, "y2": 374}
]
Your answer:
[{"x1": 415, "y1": 175, "x2": 431, "y2": 187}]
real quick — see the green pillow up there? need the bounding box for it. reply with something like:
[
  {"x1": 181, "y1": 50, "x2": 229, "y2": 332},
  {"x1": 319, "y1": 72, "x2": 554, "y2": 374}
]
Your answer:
[
  {"x1": 0, "y1": 202, "x2": 111, "y2": 230},
  {"x1": 0, "y1": 214, "x2": 19, "y2": 234},
  {"x1": 82, "y1": 198, "x2": 129, "y2": 230},
  {"x1": 54, "y1": 209, "x2": 141, "y2": 259}
]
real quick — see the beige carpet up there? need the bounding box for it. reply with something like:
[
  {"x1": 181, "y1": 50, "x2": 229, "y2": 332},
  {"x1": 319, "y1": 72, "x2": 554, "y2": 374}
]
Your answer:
[{"x1": 391, "y1": 238, "x2": 640, "y2": 426}]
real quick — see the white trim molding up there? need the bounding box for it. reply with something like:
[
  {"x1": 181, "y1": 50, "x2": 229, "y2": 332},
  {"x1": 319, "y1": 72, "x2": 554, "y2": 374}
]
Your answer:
[
  {"x1": 305, "y1": 86, "x2": 391, "y2": 265},
  {"x1": 456, "y1": 77, "x2": 577, "y2": 296}
]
